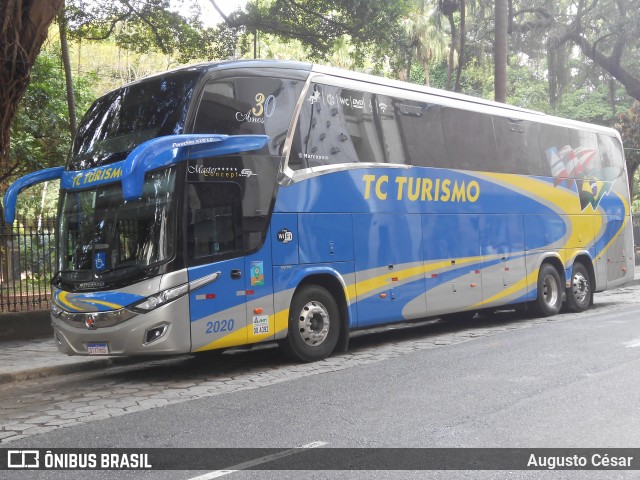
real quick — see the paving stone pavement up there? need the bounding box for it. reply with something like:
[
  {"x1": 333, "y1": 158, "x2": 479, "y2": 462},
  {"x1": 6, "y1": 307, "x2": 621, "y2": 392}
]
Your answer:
[{"x1": 0, "y1": 273, "x2": 639, "y2": 445}]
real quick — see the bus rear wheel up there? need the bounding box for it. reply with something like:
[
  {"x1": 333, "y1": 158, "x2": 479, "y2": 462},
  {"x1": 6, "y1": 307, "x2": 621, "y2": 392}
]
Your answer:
[
  {"x1": 564, "y1": 262, "x2": 592, "y2": 312},
  {"x1": 530, "y1": 263, "x2": 563, "y2": 317},
  {"x1": 280, "y1": 285, "x2": 340, "y2": 363}
]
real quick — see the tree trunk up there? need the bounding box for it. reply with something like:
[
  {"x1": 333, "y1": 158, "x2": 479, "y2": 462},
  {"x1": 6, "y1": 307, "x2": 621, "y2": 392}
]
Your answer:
[
  {"x1": 494, "y1": 0, "x2": 508, "y2": 103},
  {"x1": 454, "y1": 0, "x2": 465, "y2": 92},
  {"x1": 0, "y1": 0, "x2": 64, "y2": 176},
  {"x1": 608, "y1": 78, "x2": 617, "y2": 117},
  {"x1": 445, "y1": 13, "x2": 456, "y2": 90},
  {"x1": 58, "y1": 9, "x2": 77, "y2": 138},
  {"x1": 547, "y1": 44, "x2": 558, "y2": 111}
]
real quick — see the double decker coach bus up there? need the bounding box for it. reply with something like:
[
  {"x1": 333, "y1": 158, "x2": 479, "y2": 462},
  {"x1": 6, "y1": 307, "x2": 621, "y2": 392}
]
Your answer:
[{"x1": 4, "y1": 60, "x2": 634, "y2": 362}]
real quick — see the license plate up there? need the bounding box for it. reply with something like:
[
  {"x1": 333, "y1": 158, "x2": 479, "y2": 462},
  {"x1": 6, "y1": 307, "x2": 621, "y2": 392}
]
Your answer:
[{"x1": 87, "y1": 343, "x2": 109, "y2": 355}]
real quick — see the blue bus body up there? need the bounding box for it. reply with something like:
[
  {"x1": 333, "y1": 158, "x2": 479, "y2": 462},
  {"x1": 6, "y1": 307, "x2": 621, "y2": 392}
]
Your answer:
[{"x1": 4, "y1": 60, "x2": 634, "y2": 361}]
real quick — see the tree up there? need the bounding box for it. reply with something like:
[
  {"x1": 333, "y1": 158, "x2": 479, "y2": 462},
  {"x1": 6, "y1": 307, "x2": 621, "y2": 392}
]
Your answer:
[
  {"x1": 403, "y1": 1, "x2": 447, "y2": 86},
  {"x1": 10, "y1": 45, "x2": 97, "y2": 179},
  {"x1": 216, "y1": 0, "x2": 412, "y2": 68},
  {"x1": 616, "y1": 102, "x2": 640, "y2": 201},
  {"x1": 0, "y1": 0, "x2": 64, "y2": 184},
  {"x1": 66, "y1": 0, "x2": 239, "y2": 63},
  {"x1": 493, "y1": 0, "x2": 508, "y2": 102},
  {"x1": 58, "y1": 10, "x2": 77, "y2": 138},
  {"x1": 555, "y1": 0, "x2": 640, "y2": 103}
]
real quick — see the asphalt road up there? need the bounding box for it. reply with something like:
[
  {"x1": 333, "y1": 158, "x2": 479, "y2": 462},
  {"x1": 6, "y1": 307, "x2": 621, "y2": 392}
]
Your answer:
[{"x1": 2, "y1": 287, "x2": 640, "y2": 479}]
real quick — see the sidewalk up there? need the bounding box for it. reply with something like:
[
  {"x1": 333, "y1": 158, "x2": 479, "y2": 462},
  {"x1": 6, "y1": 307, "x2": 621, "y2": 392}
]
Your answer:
[
  {"x1": 0, "y1": 338, "x2": 127, "y2": 384},
  {"x1": 1, "y1": 268, "x2": 639, "y2": 385}
]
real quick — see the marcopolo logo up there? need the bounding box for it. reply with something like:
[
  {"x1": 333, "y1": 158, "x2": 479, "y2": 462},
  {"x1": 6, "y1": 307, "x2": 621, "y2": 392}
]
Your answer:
[{"x1": 277, "y1": 228, "x2": 293, "y2": 244}]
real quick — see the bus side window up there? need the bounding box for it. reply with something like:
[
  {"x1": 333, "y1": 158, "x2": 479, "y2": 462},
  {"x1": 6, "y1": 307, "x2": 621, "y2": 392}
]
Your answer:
[
  {"x1": 394, "y1": 100, "x2": 446, "y2": 168},
  {"x1": 290, "y1": 83, "x2": 385, "y2": 169},
  {"x1": 569, "y1": 130, "x2": 603, "y2": 178},
  {"x1": 375, "y1": 94, "x2": 406, "y2": 164},
  {"x1": 598, "y1": 134, "x2": 625, "y2": 173},
  {"x1": 187, "y1": 183, "x2": 243, "y2": 263},
  {"x1": 493, "y1": 116, "x2": 546, "y2": 175},
  {"x1": 441, "y1": 108, "x2": 498, "y2": 172},
  {"x1": 538, "y1": 124, "x2": 575, "y2": 180}
]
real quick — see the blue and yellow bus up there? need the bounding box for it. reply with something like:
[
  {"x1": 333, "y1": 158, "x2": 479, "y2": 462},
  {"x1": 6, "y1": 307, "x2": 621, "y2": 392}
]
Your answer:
[{"x1": 4, "y1": 60, "x2": 634, "y2": 362}]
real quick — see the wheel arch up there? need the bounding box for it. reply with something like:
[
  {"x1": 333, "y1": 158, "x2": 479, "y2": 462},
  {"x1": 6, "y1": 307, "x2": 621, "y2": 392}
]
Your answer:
[
  {"x1": 570, "y1": 253, "x2": 596, "y2": 291},
  {"x1": 536, "y1": 253, "x2": 565, "y2": 281}
]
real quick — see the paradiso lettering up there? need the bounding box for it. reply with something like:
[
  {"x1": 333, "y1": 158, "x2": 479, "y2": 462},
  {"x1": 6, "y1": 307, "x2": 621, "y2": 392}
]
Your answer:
[
  {"x1": 362, "y1": 174, "x2": 480, "y2": 203},
  {"x1": 72, "y1": 166, "x2": 122, "y2": 187}
]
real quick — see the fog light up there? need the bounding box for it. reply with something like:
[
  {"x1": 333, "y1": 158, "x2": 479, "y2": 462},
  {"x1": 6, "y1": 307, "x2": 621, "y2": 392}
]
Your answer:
[{"x1": 144, "y1": 324, "x2": 168, "y2": 344}]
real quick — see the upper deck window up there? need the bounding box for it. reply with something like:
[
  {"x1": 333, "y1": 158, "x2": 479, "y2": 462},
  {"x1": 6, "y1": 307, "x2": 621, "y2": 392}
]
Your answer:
[
  {"x1": 192, "y1": 76, "x2": 303, "y2": 156},
  {"x1": 289, "y1": 83, "x2": 385, "y2": 169},
  {"x1": 492, "y1": 116, "x2": 547, "y2": 175}
]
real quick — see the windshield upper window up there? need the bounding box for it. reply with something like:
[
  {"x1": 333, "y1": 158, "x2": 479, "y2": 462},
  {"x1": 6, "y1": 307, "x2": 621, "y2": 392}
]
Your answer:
[
  {"x1": 58, "y1": 168, "x2": 177, "y2": 284},
  {"x1": 68, "y1": 72, "x2": 200, "y2": 170}
]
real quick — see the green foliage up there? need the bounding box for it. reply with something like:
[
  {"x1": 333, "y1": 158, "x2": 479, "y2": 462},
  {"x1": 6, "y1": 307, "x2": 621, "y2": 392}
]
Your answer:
[
  {"x1": 66, "y1": 0, "x2": 238, "y2": 62},
  {"x1": 5, "y1": 44, "x2": 98, "y2": 223},
  {"x1": 616, "y1": 101, "x2": 640, "y2": 208},
  {"x1": 556, "y1": 85, "x2": 632, "y2": 127},
  {"x1": 10, "y1": 46, "x2": 96, "y2": 176},
  {"x1": 240, "y1": 0, "x2": 413, "y2": 66}
]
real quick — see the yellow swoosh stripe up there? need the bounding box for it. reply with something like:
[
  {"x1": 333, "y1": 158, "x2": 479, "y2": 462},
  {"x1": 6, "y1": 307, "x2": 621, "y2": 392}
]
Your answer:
[
  {"x1": 194, "y1": 312, "x2": 289, "y2": 352},
  {"x1": 77, "y1": 299, "x2": 124, "y2": 310},
  {"x1": 57, "y1": 291, "x2": 83, "y2": 311}
]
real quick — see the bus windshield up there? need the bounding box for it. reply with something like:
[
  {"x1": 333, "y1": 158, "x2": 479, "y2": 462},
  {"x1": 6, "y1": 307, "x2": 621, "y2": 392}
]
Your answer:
[{"x1": 57, "y1": 168, "x2": 177, "y2": 286}]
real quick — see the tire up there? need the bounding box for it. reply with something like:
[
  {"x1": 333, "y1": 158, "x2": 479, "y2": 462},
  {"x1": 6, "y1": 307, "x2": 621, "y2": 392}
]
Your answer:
[
  {"x1": 280, "y1": 285, "x2": 340, "y2": 363},
  {"x1": 530, "y1": 263, "x2": 563, "y2": 317},
  {"x1": 564, "y1": 261, "x2": 592, "y2": 313}
]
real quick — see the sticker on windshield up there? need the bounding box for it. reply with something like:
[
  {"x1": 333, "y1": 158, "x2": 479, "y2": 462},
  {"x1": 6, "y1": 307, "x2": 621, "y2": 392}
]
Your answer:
[
  {"x1": 236, "y1": 92, "x2": 276, "y2": 124},
  {"x1": 94, "y1": 251, "x2": 106, "y2": 272}
]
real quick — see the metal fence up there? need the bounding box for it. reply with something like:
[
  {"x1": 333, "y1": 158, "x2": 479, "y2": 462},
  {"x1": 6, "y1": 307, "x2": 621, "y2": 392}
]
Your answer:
[{"x1": 0, "y1": 219, "x2": 56, "y2": 313}]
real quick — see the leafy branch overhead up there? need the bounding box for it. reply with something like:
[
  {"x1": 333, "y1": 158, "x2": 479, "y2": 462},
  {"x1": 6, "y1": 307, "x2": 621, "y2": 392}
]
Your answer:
[
  {"x1": 227, "y1": 0, "x2": 413, "y2": 62},
  {"x1": 0, "y1": 0, "x2": 65, "y2": 189},
  {"x1": 66, "y1": 0, "x2": 239, "y2": 62}
]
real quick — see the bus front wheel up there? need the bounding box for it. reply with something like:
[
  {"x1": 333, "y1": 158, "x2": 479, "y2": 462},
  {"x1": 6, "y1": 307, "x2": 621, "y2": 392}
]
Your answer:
[
  {"x1": 530, "y1": 263, "x2": 563, "y2": 317},
  {"x1": 280, "y1": 285, "x2": 340, "y2": 362},
  {"x1": 564, "y1": 262, "x2": 592, "y2": 312}
]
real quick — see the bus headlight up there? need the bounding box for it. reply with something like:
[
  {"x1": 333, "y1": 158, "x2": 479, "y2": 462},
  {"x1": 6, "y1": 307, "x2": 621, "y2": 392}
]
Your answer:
[{"x1": 129, "y1": 284, "x2": 189, "y2": 313}]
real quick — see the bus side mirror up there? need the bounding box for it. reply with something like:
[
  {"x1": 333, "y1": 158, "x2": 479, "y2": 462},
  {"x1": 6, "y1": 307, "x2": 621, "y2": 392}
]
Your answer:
[{"x1": 3, "y1": 166, "x2": 64, "y2": 223}]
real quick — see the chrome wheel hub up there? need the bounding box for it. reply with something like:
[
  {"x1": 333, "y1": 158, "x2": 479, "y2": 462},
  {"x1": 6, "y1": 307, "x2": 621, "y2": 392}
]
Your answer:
[
  {"x1": 572, "y1": 272, "x2": 589, "y2": 303},
  {"x1": 542, "y1": 274, "x2": 559, "y2": 306},
  {"x1": 298, "y1": 301, "x2": 330, "y2": 346}
]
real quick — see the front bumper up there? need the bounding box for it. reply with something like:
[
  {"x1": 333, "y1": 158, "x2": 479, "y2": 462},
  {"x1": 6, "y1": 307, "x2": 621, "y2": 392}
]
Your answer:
[{"x1": 52, "y1": 296, "x2": 191, "y2": 356}]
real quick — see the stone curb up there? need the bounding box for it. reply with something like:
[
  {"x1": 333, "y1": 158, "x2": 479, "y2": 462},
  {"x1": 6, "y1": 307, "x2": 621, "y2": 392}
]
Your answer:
[
  {"x1": 0, "y1": 357, "x2": 116, "y2": 385},
  {"x1": 0, "y1": 355, "x2": 157, "y2": 385}
]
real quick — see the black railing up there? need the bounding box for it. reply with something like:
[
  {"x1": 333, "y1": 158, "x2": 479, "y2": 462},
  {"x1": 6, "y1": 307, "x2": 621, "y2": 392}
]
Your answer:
[{"x1": 0, "y1": 219, "x2": 57, "y2": 313}]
